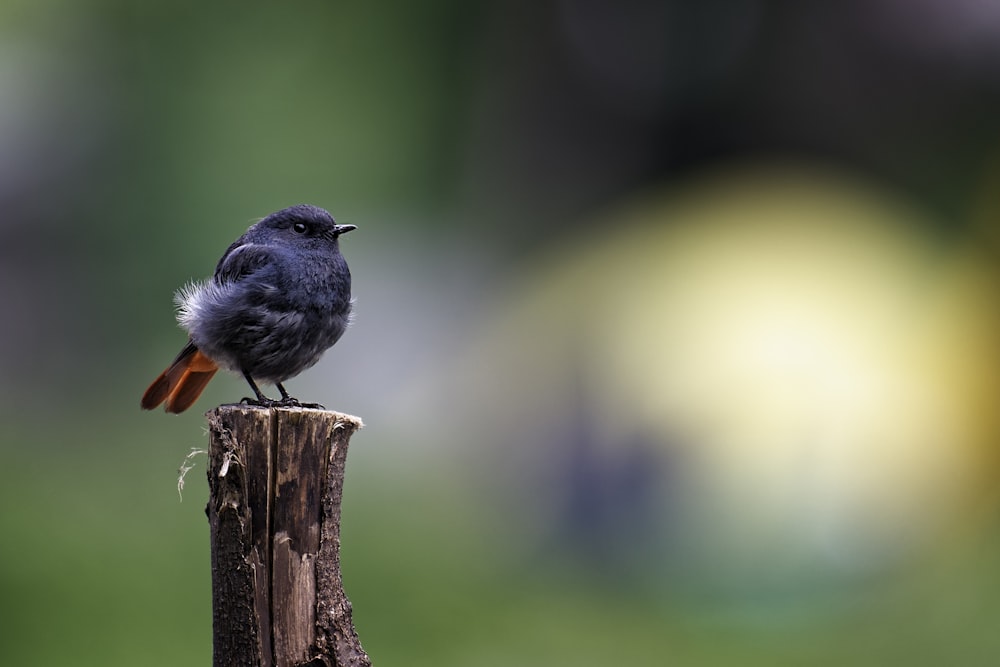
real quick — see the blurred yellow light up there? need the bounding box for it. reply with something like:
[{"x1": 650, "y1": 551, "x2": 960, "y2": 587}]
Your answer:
[
  {"x1": 455, "y1": 164, "x2": 1000, "y2": 581},
  {"x1": 567, "y1": 166, "x2": 1000, "y2": 569}
]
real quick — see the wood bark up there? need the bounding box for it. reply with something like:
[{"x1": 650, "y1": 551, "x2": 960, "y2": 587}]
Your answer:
[{"x1": 206, "y1": 405, "x2": 370, "y2": 667}]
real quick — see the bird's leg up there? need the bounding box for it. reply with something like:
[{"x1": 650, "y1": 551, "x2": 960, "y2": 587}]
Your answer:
[
  {"x1": 240, "y1": 371, "x2": 275, "y2": 407},
  {"x1": 276, "y1": 382, "x2": 292, "y2": 401},
  {"x1": 275, "y1": 382, "x2": 326, "y2": 410}
]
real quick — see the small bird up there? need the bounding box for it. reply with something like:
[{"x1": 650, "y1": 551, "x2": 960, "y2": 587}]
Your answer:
[{"x1": 142, "y1": 204, "x2": 356, "y2": 413}]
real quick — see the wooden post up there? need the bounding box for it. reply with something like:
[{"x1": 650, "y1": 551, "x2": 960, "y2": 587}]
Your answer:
[{"x1": 206, "y1": 405, "x2": 370, "y2": 667}]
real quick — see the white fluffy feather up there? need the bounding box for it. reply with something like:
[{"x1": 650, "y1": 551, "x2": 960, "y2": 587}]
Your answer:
[{"x1": 175, "y1": 280, "x2": 228, "y2": 333}]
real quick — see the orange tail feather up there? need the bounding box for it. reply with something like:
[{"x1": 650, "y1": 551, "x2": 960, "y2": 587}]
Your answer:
[
  {"x1": 165, "y1": 367, "x2": 218, "y2": 413},
  {"x1": 141, "y1": 342, "x2": 219, "y2": 413}
]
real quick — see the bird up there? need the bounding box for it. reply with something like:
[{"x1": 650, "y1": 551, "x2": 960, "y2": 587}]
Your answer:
[{"x1": 141, "y1": 204, "x2": 356, "y2": 413}]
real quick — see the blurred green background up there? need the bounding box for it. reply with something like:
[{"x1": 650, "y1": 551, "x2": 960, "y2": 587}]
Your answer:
[{"x1": 4, "y1": 2, "x2": 1000, "y2": 665}]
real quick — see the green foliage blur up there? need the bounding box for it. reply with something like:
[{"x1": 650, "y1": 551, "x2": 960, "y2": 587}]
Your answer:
[{"x1": 4, "y1": 2, "x2": 1000, "y2": 665}]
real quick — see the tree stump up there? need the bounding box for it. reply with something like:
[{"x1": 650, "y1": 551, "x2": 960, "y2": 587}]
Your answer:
[{"x1": 206, "y1": 405, "x2": 370, "y2": 667}]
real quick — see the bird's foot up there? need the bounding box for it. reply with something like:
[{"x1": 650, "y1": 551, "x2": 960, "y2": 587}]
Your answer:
[
  {"x1": 240, "y1": 396, "x2": 281, "y2": 408},
  {"x1": 238, "y1": 378, "x2": 325, "y2": 409},
  {"x1": 272, "y1": 382, "x2": 324, "y2": 409},
  {"x1": 238, "y1": 396, "x2": 323, "y2": 409},
  {"x1": 275, "y1": 396, "x2": 326, "y2": 410}
]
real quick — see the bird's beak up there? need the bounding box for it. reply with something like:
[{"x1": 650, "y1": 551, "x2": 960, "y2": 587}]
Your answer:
[{"x1": 334, "y1": 224, "x2": 357, "y2": 237}]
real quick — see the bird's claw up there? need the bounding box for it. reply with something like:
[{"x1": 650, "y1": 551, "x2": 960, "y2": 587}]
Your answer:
[
  {"x1": 240, "y1": 396, "x2": 278, "y2": 408},
  {"x1": 276, "y1": 397, "x2": 326, "y2": 410},
  {"x1": 239, "y1": 396, "x2": 324, "y2": 410}
]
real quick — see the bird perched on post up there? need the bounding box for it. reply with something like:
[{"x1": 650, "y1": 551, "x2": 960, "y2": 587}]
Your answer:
[{"x1": 141, "y1": 204, "x2": 356, "y2": 413}]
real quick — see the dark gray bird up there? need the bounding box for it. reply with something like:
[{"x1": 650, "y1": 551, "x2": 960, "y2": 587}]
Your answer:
[{"x1": 142, "y1": 204, "x2": 356, "y2": 413}]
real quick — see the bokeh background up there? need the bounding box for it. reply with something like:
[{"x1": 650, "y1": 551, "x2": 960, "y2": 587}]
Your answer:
[{"x1": 4, "y1": 1, "x2": 1000, "y2": 665}]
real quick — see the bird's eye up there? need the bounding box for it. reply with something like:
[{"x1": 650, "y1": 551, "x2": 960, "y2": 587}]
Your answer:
[{"x1": 293, "y1": 222, "x2": 308, "y2": 234}]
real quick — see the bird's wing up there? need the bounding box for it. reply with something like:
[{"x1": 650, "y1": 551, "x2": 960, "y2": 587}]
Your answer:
[{"x1": 213, "y1": 242, "x2": 275, "y2": 284}]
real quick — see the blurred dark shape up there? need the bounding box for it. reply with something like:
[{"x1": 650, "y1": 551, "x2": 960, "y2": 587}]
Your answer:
[
  {"x1": 458, "y1": 0, "x2": 1000, "y2": 249},
  {"x1": 547, "y1": 375, "x2": 676, "y2": 579},
  {"x1": 0, "y1": 25, "x2": 115, "y2": 410},
  {"x1": 858, "y1": 0, "x2": 1000, "y2": 72},
  {"x1": 557, "y1": 0, "x2": 760, "y2": 117}
]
